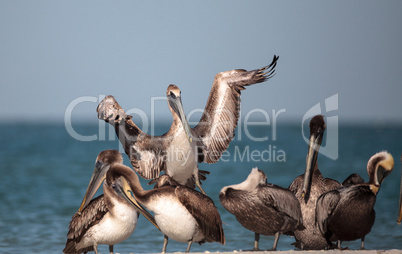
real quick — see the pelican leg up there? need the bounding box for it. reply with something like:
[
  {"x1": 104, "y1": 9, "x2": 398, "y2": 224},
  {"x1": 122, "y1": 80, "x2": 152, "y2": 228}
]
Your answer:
[
  {"x1": 360, "y1": 236, "x2": 366, "y2": 250},
  {"x1": 337, "y1": 240, "x2": 342, "y2": 249},
  {"x1": 186, "y1": 239, "x2": 193, "y2": 253},
  {"x1": 248, "y1": 233, "x2": 260, "y2": 251},
  {"x1": 269, "y1": 232, "x2": 280, "y2": 251},
  {"x1": 93, "y1": 242, "x2": 98, "y2": 254},
  {"x1": 109, "y1": 245, "x2": 114, "y2": 254},
  {"x1": 162, "y1": 235, "x2": 169, "y2": 253}
]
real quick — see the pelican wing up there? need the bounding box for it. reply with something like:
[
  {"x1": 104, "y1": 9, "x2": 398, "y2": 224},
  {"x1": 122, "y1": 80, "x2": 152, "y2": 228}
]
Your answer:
[
  {"x1": 175, "y1": 186, "x2": 225, "y2": 244},
  {"x1": 342, "y1": 173, "x2": 365, "y2": 187},
  {"x1": 125, "y1": 134, "x2": 167, "y2": 180},
  {"x1": 193, "y1": 55, "x2": 279, "y2": 163},
  {"x1": 64, "y1": 195, "x2": 108, "y2": 253},
  {"x1": 288, "y1": 174, "x2": 303, "y2": 195},
  {"x1": 323, "y1": 177, "x2": 341, "y2": 193},
  {"x1": 97, "y1": 95, "x2": 167, "y2": 179},
  {"x1": 315, "y1": 189, "x2": 341, "y2": 237},
  {"x1": 257, "y1": 184, "x2": 303, "y2": 225}
]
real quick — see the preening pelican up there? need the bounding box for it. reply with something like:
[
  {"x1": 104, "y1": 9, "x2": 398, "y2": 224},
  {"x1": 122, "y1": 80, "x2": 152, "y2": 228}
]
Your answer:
[
  {"x1": 288, "y1": 115, "x2": 341, "y2": 250},
  {"x1": 219, "y1": 168, "x2": 303, "y2": 251},
  {"x1": 63, "y1": 150, "x2": 159, "y2": 254},
  {"x1": 107, "y1": 162, "x2": 225, "y2": 253},
  {"x1": 97, "y1": 56, "x2": 279, "y2": 194},
  {"x1": 316, "y1": 151, "x2": 394, "y2": 249}
]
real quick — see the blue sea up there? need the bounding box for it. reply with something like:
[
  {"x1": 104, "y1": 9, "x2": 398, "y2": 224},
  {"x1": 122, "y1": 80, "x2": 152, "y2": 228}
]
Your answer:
[{"x1": 1, "y1": 121, "x2": 402, "y2": 253}]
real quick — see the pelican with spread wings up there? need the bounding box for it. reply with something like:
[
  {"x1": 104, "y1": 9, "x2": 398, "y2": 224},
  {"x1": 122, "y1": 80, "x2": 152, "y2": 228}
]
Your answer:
[{"x1": 96, "y1": 55, "x2": 279, "y2": 195}]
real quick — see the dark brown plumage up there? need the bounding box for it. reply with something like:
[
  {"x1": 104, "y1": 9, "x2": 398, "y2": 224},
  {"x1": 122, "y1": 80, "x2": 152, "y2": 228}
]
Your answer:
[
  {"x1": 96, "y1": 56, "x2": 279, "y2": 194},
  {"x1": 64, "y1": 195, "x2": 108, "y2": 254},
  {"x1": 342, "y1": 173, "x2": 365, "y2": 187},
  {"x1": 315, "y1": 151, "x2": 394, "y2": 250},
  {"x1": 220, "y1": 168, "x2": 303, "y2": 251},
  {"x1": 288, "y1": 115, "x2": 341, "y2": 250}
]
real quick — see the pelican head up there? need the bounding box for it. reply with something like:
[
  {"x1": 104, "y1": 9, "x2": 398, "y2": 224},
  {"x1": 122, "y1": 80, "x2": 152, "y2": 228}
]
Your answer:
[
  {"x1": 97, "y1": 95, "x2": 126, "y2": 123},
  {"x1": 302, "y1": 115, "x2": 326, "y2": 201},
  {"x1": 221, "y1": 167, "x2": 267, "y2": 195},
  {"x1": 78, "y1": 150, "x2": 123, "y2": 213},
  {"x1": 248, "y1": 167, "x2": 268, "y2": 186},
  {"x1": 107, "y1": 172, "x2": 160, "y2": 231},
  {"x1": 367, "y1": 151, "x2": 394, "y2": 188},
  {"x1": 166, "y1": 84, "x2": 193, "y2": 143}
]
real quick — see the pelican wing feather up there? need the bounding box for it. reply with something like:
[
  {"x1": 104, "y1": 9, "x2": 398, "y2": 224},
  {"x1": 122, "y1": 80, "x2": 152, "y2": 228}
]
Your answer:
[
  {"x1": 193, "y1": 55, "x2": 279, "y2": 163},
  {"x1": 257, "y1": 184, "x2": 303, "y2": 226},
  {"x1": 175, "y1": 186, "x2": 225, "y2": 245},
  {"x1": 315, "y1": 189, "x2": 341, "y2": 237},
  {"x1": 64, "y1": 195, "x2": 108, "y2": 253}
]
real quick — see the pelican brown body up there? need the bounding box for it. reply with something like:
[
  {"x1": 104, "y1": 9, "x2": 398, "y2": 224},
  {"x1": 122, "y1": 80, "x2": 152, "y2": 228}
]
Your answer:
[
  {"x1": 316, "y1": 151, "x2": 394, "y2": 249},
  {"x1": 220, "y1": 168, "x2": 303, "y2": 251},
  {"x1": 97, "y1": 56, "x2": 279, "y2": 194},
  {"x1": 288, "y1": 115, "x2": 341, "y2": 250},
  {"x1": 107, "y1": 162, "x2": 225, "y2": 253}
]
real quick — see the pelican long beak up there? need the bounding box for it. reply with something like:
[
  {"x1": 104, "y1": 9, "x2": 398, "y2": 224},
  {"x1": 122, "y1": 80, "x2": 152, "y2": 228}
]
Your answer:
[
  {"x1": 115, "y1": 177, "x2": 161, "y2": 231},
  {"x1": 78, "y1": 162, "x2": 110, "y2": 213},
  {"x1": 375, "y1": 153, "x2": 394, "y2": 186},
  {"x1": 169, "y1": 96, "x2": 193, "y2": 143},
  {"x1": 376, "y1": 166, "x2": 391, "y2": 187},
  {"x1": 302, "y1": 132, "x2": 322, "y2": 201}
]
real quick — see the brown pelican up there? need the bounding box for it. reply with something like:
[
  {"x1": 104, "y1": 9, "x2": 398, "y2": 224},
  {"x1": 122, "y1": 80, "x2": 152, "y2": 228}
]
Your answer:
[
  {"x1": 219, "y1": 167, "x2": 303, "y2": 251},
  {"x1": 288, "y1": 115, "x2": 341, "y2": 250},
  {"x1": 106, "y1": 162, "x2": 225, "y2": 253},
  {"x1": 64, "y1": 150, "x2": 159, "y2": 254},
  {"x1": 97, "y1": 55, "x2": 279, "y2": 194},
  {"x1": 316, "y1": 151, "x2": 394, "y2": 249}
]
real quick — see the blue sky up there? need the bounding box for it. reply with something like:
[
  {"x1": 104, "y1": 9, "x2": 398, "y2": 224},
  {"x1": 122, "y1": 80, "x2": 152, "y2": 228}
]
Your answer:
[{"x1": 1, "y1": 1, "x2": 401, "y2": 125}]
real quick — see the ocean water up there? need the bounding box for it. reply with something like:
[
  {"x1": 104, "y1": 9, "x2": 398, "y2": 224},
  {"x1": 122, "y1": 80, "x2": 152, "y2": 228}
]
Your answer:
[{"x1": 1, "y1": 121, "x2": 402, "y2": 253}]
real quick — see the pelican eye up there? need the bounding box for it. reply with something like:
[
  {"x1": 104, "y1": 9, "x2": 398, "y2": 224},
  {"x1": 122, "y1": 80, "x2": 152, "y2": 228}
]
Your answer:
[{"x1": 95, "y1": 160, "x2": 103, "y2": 169}]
